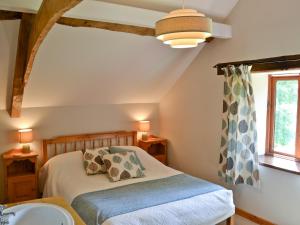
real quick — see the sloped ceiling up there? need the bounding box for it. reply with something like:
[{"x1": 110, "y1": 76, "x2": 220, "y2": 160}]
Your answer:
[
  {"x1": 23, "y1": 24, "x2": 203, "y2": 108},
  {"x1": 99, "y1": 0, "x2": 239, "y2": 21},
  {"x1": 0, "y1": 0, "x2": 238, "y2": 110}
]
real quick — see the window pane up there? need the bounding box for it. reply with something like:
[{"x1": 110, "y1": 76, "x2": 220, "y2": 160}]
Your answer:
[{"x1": 273, "y1": 79, "x2": 298, "y2": 155}]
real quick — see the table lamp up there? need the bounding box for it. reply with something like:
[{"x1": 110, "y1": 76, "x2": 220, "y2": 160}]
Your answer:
[
  {"x1": 138, "y1": 121, "x2": 150, "y2": 141},
  {"x1": 18, "y1": 129, "x2": 33, "y2": 153}
]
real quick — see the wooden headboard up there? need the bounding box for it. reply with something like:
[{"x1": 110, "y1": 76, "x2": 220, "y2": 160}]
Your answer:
[{"x1": 42, "y1": 130, "x2": 137, "y2": 164}]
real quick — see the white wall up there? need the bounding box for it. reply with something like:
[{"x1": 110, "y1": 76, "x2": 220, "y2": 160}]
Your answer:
[
  {"x1": 160, "y1": 0, "x2": 300, "y2": 224},
  {"x1": 0, "y1": 103, "x2": 159, "y2": 202}
]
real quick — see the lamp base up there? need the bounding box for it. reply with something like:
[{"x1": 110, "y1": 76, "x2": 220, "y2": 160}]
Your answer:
[
  {"x1": 142, "y1": 133, "x2": 149, "y2": 141},
  {"x1": 22, "y1": 145, "x2": 31, "y2": 153}
]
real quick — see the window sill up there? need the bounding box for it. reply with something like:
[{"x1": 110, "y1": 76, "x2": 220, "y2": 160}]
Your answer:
[{"x1": 259, "y1": 155, "x2": 300, "y2": 175}]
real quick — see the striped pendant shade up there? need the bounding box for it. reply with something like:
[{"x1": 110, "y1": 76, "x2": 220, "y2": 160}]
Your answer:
[{"x1": 155, "y1": 9, "x2": 212, "y2": 49}]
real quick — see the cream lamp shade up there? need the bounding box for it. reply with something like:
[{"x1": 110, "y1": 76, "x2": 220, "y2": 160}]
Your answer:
[
  {"x1": 18, "y1": 129, "x2": 33, "y2": 143},
  {"x1": 138, "y1": 121, "x2": 150, "y2": 141},
  {"x1": 155, "y1": 8, "x2": 212, "y2": 48},
  {"x1": 18, "y1": 129, "x2": 33, "y2": 153},
  {"x1": 138, "y1": 121, "x2": 150, "y2": 132}
]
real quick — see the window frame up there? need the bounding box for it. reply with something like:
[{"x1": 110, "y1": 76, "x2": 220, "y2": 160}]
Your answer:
[{"x1": 266, "y1": 74, "x2": 300, "y2": 160}]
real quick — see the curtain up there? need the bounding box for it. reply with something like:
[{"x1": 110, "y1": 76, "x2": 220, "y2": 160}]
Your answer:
[{"x1": 218, "y1": 65, "x2": 260, "y2": 187}]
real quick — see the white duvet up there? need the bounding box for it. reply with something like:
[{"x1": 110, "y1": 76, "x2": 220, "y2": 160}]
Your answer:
[{"x1": 40, "y1": 146, "x2": 234, "y2": 225}]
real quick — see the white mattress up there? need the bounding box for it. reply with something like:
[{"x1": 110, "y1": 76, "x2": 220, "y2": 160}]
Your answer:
[{"x1": 40, "y1": 146, "x2": 234, "y2": 225}]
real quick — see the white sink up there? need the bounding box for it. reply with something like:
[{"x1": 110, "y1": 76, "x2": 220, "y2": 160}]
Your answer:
[{"x1": 3, "y1": 203, "x2": 74, "y2": 225}]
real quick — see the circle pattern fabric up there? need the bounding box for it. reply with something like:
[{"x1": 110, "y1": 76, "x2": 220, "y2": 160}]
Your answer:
[
  {"x1": 103, "y1": 152, "x2": 144, "y2": 182},
  {"x1": 83, "y1": 147, "x2": 110, "y2": 175},
  {"x1": 218, "y1": 65, "x2": 260, "y2": 187}
]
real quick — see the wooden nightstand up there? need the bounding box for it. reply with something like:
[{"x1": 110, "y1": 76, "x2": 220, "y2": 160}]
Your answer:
[
  {"x1": 2, "y1": 149, "x2": 38, "y2": 203},
  {"x1": 138, "y1": 136, "x2": 168, "y2": 165}
]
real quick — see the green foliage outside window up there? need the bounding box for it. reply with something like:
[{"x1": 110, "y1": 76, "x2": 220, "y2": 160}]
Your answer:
[{"x1": 274, "y1": 80, "x2": 298, "y2": 149}]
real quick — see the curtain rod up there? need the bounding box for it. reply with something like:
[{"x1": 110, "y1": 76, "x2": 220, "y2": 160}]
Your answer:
[
  {"x1": 214, "y1": 54, "x2": 300, "y2": 75},
  {"x1": 214, "y1": 54, "x2": 300, "y2": 68}
]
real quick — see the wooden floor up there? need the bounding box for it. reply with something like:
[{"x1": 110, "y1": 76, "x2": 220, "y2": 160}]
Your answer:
[
  {"x1": 234, "y1": 215, "x2": 258, "y2": 225},
  {"x1": 235, "y1": 208, "x2": 276, "y2": 225},
  {"x1": 219, "y1": 215, "x2": 257, "y2": 225}
]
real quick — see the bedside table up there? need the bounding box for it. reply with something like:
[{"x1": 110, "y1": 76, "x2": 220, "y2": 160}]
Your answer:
[
  {"x1": 138, "y1": 136, "x2": 168, "y2": 165},
  {"x1": 2, "y1": 149, "x2": 38, "y2": 203}
]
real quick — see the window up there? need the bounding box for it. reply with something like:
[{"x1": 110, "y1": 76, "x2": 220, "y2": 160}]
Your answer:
[{"x1": 266, "y1": 75, "x2": 300, "y2": 159}]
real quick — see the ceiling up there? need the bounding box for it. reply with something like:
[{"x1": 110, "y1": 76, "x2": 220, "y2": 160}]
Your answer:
[
  {"x1": 0, "y1": 0, "x2": 238, "y2": 110},
  {"x1": 99, "y1": 0, "x2": 239, "y2": 21},
  {"x1": 23, "y1": 24, "x2": 203, "y2": 108},
  {"x1": 0, "y1": 0, "x2": 239, "y2": 22},
  {"x1": 0, "y1": 20, "x2": 202, "y2": 109}
]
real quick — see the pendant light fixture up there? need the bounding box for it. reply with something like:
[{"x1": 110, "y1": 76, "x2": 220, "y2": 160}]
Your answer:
[{"x1": 155, "y1": 0, "x2": 213, "y2": 49}]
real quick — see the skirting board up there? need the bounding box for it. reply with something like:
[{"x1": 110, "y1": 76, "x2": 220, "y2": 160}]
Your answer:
[{"x1": 236, "y1": 208, "x2": 276, "y2": 225}]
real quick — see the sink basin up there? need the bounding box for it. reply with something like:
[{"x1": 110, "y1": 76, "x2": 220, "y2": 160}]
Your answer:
[{"x1": 3, "y1": 203, "x2": 74, "y2": 225}]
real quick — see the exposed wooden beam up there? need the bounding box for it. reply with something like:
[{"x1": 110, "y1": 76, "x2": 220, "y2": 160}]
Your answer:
[
  {"x1": 57, "y1": 17, "x2": 155, "y2": 36},
  {"x1": 9, "y1": 14, "x2": 34, "y2": 117},
  {"x1": 1, "y1": 10, "x2": 155, "y2": 37},
  {"x1": 24, "y1": 0, "x2": 82, "y2": 84},
  {"x1": 56, "y1": 18, "x2": 218, "y2": 42},
  {"x1": 3, "y1": 3, "x2": 225, "y2": 116},
  {"x1": 1, "y1": 9, "x2": 231, "y2": 40},
  {"x1": 9, "y1": 0, "x2": 82, "y2": 117},
  {"x1": 214, "y1": 54, "x2": 300, "y2": 75},
  {"x1": 0, "y1": 10, "x2": 22, "y2": 20}
]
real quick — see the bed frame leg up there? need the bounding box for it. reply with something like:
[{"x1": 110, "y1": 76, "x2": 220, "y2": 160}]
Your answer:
[{"x1": 226, "y1": 216, "x2": 234, "y2": 225}]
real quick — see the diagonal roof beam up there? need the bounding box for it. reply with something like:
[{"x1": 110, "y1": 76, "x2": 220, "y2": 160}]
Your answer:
[
  {"x1": 56, "y1": 17, "x2": 156, "y2": 37},
  {"x1": 0, "y1": 9, "x2": 231, "y2": 40},
  {"x1": 0, "y1": 10, "x2": 22, "y2": 20},
  {"x1": 8, "y1": 0, "x2": 82, "y2": 117}
]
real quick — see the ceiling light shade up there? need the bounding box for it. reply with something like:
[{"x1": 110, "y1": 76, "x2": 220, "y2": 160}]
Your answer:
[{"x1": 155, "y1": 9, "x2": 212, "y2": 48}]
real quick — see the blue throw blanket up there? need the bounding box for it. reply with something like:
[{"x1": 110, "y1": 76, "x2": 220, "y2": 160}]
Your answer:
[{"x1": 71, "y1": 174, "x2": 223, "y2": 225}]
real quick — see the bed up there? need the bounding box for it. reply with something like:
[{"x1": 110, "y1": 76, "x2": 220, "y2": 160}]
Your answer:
[{"x1": 40, "y1": 131, "x2": 235, "y2": 225}]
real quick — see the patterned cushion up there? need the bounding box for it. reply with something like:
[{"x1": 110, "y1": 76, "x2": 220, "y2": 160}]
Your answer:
[
  {"x1": 83, "y1": 147, "x2": 109, "y2": 175},
  {"x1": 109, "y1": 146, "x2": 145, "y2": 170},
  {"x1": 103, "y1": 152, "x2": 144, "y2": 182}
]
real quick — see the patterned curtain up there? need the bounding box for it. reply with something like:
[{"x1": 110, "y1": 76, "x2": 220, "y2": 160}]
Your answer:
[{"x1": 218, "y1": 65, "x2": 260, "y2": 187}]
